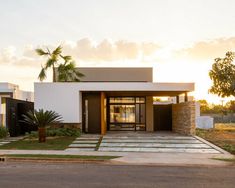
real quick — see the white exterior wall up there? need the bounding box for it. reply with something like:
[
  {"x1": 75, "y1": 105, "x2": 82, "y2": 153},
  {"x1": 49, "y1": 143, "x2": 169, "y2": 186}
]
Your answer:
[
  {"x1": 35, "y1": 84, "x2": 81, "y2": 123},
  {"x1": 35, "y1": 82, "x2": 194, "y2": 124}
]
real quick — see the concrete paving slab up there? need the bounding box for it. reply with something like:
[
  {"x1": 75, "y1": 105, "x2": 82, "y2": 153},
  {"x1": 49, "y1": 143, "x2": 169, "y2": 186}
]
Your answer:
[
  {"x1": 0, "y1": 141, "x2": 11, "y2": 144},
  {"x1": 100, "y1": 143, "x2": 211, "y2": 148},
  {"x1": 73, "y1": 141, "x2": 98, "y2": 144},
  {"x1": 65, "y1": 148, "x2": 95, "y2": 151},
  {"x1": 103, "y1": 136, "x2": 195, "y2": 140},
  {"x1": 99, "y1": 147, "x2": 220, "y2": 153},
  {"x1": 69, "y1": 144, "x2": 96, "y2": 148},
  {"x1": 102, "y1": 139, "x2": 202, "y2": 144}
]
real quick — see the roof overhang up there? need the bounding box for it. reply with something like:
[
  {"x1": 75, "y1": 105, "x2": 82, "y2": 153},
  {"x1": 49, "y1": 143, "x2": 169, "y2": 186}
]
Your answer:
[{"x1": 35, "y1": 82, "x2": 194, "y2": 96}]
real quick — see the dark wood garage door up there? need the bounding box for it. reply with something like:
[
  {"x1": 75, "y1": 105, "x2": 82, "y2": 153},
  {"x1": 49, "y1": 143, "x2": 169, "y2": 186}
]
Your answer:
[{"x1": 154, "y1": 104, "x2": 172, "y2": 131}]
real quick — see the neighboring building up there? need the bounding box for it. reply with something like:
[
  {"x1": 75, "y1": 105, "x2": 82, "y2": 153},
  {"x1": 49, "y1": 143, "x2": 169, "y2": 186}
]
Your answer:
[
  {"x1": 35, "y1": 67, "x2": 196, "y2": 135},
  {"x1": 0, "y1": 83, "x2": 34, "y2": 127}
]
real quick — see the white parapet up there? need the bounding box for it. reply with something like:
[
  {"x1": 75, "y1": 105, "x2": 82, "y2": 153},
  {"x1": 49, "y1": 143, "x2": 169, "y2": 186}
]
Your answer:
[{"x1": 196, "y1": 116, "x2": 214, "y2": 129}]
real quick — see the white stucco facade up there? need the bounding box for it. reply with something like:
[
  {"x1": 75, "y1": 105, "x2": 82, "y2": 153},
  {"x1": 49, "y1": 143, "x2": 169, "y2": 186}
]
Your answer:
[{"x1": 35, "y1": 82, "x2": 194, "y2": 123}]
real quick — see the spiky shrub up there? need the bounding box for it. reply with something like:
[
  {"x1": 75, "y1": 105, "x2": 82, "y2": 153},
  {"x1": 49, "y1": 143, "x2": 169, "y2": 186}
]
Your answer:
[{"x1": 22, "y1": 109, "x2": 62, "y2": 142}]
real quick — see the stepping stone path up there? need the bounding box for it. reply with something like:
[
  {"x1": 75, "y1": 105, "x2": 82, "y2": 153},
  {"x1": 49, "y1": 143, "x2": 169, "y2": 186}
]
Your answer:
[
  {"x1": 99, "y1": 134, "x2": 221, "y2": 153},
  {"x1": 66, "y1": 134, "x2": 101, "y2": 151},
  {"x1": 0, "y1": 136, "x2": 24, "y2": 146}
]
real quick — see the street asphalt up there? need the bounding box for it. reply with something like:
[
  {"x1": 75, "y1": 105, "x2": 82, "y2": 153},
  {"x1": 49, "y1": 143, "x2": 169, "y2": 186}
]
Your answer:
[{"x1": 0, "y1": 162, "x2": 234, "y2": 188}]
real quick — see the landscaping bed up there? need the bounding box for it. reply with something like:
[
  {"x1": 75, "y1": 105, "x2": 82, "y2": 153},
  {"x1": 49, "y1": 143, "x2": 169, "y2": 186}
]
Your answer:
[
  {"x1": 196, "y1": 123, "x2": 235, "y2": 154},
  {"x1": 0, "y1": 136, "x2": 76, "y2": 150}
]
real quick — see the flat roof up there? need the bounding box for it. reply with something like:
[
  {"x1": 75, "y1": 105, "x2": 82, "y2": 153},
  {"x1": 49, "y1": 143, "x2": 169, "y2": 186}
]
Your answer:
[{"x1": 35, "y1": 82, "x2": 194, "y2": 96}]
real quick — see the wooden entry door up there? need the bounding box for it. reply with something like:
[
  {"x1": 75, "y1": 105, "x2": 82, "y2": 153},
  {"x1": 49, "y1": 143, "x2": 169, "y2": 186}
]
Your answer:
[
  {"x1": 154, "y1": 104, "x2": 172, "y2": 131},
  {"x1": 82, "y1": 93, "x2": 101, "y2": 134}
]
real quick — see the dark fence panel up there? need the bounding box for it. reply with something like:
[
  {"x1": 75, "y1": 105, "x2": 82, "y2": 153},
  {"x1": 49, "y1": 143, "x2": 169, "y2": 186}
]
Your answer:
[{"x1": 6, "y1": 98, "x2": 35, "y2": 137}]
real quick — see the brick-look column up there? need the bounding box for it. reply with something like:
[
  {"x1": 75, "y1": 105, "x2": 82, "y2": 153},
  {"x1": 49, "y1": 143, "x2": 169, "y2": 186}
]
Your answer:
[{"x1": 172, "y1": 101, "x2": 196, "y2": 135}]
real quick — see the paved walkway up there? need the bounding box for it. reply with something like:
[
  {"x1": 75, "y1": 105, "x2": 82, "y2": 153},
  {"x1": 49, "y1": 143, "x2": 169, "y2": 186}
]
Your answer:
[
  {"x1": 0, "y1": 136, "x2": 24, "y2": 146},
  {"x1": 66, "y1": 134, "x2": 100, "y2": 151}
]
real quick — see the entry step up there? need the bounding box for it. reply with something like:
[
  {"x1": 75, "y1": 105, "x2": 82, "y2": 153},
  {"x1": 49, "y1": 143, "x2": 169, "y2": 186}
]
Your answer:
[{"x1": 66, "y1": 135, "x2": 101, "y2": 151}]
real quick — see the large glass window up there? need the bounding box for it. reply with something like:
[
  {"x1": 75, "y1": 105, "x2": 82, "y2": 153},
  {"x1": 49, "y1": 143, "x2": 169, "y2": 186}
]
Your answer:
[{"x1": 108, "y1": 97, "x2": 146, "y2": 131}]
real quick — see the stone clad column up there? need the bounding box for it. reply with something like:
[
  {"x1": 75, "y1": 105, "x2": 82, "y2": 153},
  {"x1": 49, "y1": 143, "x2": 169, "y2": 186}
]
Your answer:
[{"x1": 172, "y1": 101, "x2": 196, "y2": 135}]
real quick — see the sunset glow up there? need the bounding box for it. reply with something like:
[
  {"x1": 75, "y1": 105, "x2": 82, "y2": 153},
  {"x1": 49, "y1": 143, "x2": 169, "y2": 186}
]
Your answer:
[{"x1": 0, "y1": 0, "x2": 235, "y2": 103}]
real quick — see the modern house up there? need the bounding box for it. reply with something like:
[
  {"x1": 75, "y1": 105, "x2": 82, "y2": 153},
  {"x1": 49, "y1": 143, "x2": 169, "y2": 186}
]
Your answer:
[
  {"x1": 0, "y1": 83, "x2": 34, "y2": 126},
  {"x1": 35, "y1": 67, "x2": 196, "y2": 135}
]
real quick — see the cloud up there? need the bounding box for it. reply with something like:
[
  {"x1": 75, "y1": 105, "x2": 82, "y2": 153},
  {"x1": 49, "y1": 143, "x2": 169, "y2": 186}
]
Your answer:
[
  {"x1": 0, "y1": 38, "x2": 161, "y2": 69},
  {"x1": 176, "y1": 37, "x2": 235, "y2": 60},
  {"x1": 63, "y1": 38, "x2": 160, "y2": 61}
]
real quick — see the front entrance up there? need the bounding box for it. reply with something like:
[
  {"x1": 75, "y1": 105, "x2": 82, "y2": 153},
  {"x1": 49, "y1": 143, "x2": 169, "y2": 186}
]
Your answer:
[
  {"x1": 107, "y1": 97, "x2": 146, "y2": 131},
  {"x1": 154, "y1": 104, "x2": 172, "y2": 131},
  {"x1": 82, "y1": 93, "x2": 101, "y2": 134}
]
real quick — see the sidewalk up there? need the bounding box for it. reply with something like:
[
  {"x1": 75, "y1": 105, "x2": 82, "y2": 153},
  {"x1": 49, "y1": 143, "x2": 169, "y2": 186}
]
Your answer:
[{"x1": 0, "y1": 149, "x2": 234, "y2": 166}]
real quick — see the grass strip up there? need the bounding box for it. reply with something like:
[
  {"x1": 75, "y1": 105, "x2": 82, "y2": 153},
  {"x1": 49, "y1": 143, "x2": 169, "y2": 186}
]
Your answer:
[
  {"x1": 6, "y1": 154, "x2": 119, "y2": 160},
  {"x1": 95, "y1": 136, "x2": 103, "y2": 151},
  {"x1": 212, "y1": 157, "x2": 235, "y2": 164},
  {"x1": 0, "y1": 137, "x2": 76, "y2": 150}
]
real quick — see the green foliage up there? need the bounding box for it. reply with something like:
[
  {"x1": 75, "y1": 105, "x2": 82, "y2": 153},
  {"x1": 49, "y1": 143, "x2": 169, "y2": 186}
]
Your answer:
[
  {"x1": 199, "y1": 100, "x2": 235, "y2": 114},
  {"x1": 209, "y1": 51, "x2": 235, "y2": 97},
  {"x1": 22, "y1": 109, "x2": 62, "y2": 128},
  {"x1": 26, "y1": 128, "x2": 80, "y2": 138},
  {"x1": 0, "y1": 126, "x2": 8, "y2": 138},
  {"x1": 225, "y1": 100, "x2": 235, "y2": 113},
  {"x1": 35, "y1": 45, "x2": 84, "y2": 82},
  {"x1": 47, "y1": 128, "x2": 81, "y2": 137},
  {"x1": 57, "y1": 61, "x2": 84, "y2": 82}
]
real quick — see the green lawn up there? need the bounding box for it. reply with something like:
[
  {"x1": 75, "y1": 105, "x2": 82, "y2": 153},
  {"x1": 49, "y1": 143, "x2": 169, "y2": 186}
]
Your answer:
[
  {"x1": 5, "y1": 154, "x2": 119, "y2": 160},
  {"x1": 0, "y1": 136, "x2": 75, "y2": 150},
  {"x1": 212, "y1": 157, "x2": 235, "y2": 164}
]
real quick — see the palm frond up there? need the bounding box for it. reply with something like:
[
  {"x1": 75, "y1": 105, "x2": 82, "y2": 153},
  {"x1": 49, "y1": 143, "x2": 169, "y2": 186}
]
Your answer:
[
  {"x1": 52, "y1": 45, "x2": 62, "y2": 55},
  {"x1": 21, "y1": 109, "x2": 62, "y2": 128},
  {"x1": 35, "y1": 48, "x2": 49, "y2": 56},
  {"x1": 38, "y1": 67, "x2": 47, "y2": 81},
  {"x1": 45, "y1": 58, "x2": 56, "y2": 69},
  {"x1": 61, "y1": 55, "x2": 72, "y2": 62}
]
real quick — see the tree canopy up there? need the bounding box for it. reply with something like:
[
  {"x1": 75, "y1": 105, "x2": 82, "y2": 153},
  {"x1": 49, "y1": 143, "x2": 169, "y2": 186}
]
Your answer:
[
  {"x1": 36, "y1": 45, "x2": 84, "y2": 82},
  {"x1": 209, "y1": 51, "x2": 235, "y2": 97}
]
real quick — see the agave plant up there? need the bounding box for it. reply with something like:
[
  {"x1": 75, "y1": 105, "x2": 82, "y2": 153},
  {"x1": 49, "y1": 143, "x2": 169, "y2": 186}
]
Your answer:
[{"x1": 22, "y1": 109, "x2": 62, "y2": 142}]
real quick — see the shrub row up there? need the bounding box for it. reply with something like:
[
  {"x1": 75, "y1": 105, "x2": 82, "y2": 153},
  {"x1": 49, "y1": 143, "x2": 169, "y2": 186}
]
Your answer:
[
  {"x1": 0, "y1": 126, "x2": 8, "y2": 139},
  {"x1": 27, "y1": 128, "x2": 81, "y2": 138}
]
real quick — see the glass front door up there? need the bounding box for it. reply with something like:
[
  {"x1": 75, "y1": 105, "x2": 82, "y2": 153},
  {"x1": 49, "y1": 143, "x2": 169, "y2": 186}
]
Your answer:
[{"x1": 108, "y1": 97, "x2": 146, "y2": 131}]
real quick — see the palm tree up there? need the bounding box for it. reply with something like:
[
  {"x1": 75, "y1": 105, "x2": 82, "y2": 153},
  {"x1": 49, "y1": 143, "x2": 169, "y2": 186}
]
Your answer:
[
  {"x1": 57, "y1": 57, "x2": 84, "y2": 82},
  {"x1": 36, "y1": 45, "x2": 84, "y2": 82},
  {"x1": 36, "y1": 46, "x2": 62, "y2": 82},
  {"x1": 22, "y1": 109, "x2": 62, "y2": 143}
]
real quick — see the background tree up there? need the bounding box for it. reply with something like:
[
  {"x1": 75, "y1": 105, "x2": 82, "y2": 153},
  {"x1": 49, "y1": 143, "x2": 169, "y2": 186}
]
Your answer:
[
  {"x1": 36, "y1": 45, "x2": 84, "y2": 82},
  {"x1": 225, "y1": 100, "x2": 235, "y2": 113},
  {"x1": 198, "y1": 100, "x2": 210, "y2": 114},
  {"x1": 209, "y1": 51, "x2": 235, "y2": 97}
]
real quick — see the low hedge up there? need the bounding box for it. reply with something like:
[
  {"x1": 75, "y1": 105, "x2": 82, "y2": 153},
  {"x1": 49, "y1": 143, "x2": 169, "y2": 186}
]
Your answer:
[
  {"x1": 27, "y1": 128, "x2": 81, "y2": 138},
  {"x1": 0, "y1": 126, "x2": 8, "y2": 139}
]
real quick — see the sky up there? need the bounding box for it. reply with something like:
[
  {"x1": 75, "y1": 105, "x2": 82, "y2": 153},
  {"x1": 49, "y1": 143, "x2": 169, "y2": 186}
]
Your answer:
[{"x1": 0, "y1": 0, "x2": 235, "y2": 103}]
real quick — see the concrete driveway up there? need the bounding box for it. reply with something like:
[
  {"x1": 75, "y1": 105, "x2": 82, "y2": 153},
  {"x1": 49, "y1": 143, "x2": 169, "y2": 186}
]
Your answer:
[{"x1": 98, "y1": 131, "x2": 223, "y2": 153}]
